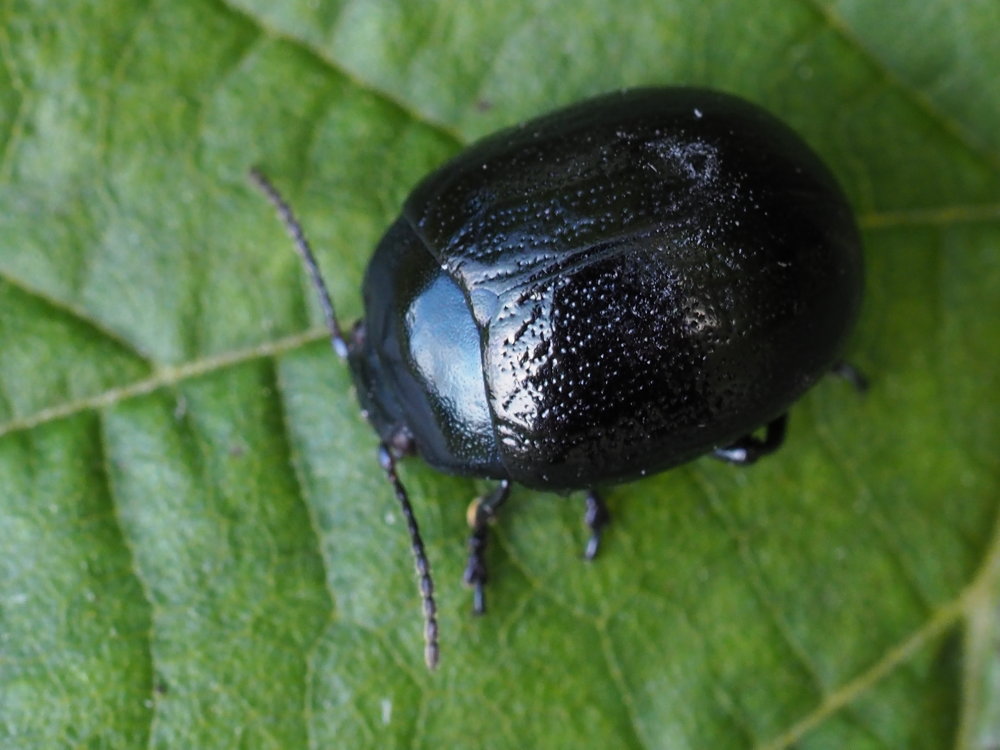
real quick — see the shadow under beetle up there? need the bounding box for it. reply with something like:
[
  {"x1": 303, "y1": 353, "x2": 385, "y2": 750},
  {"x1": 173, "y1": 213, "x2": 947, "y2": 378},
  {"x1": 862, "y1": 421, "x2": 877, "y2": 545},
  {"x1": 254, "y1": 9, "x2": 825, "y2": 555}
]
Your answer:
[{"x1": 251, "y1": 87, "x2": 865, "y2": 670}]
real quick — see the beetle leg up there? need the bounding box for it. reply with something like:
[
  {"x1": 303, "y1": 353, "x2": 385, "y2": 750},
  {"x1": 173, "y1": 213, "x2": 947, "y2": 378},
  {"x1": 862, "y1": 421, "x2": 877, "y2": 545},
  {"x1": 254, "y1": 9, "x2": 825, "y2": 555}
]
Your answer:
[
  {"x1": 583, "y1": 490, "x2": 611, "y2": 560},
  {"x1": 831, "y1": 360, "x2": 869, "y2": 393},
  {"x1": 463, "y1": 479, "x2": 511, "y2": 615},
  {"x1": 712, "y1": 414, "x2": 788, "y2": 465}
]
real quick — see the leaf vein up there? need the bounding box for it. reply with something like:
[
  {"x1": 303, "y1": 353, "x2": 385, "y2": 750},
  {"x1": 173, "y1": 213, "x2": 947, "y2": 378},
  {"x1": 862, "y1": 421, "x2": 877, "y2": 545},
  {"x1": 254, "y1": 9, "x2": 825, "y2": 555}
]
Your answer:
[
  {"x1": 0, "y1": 14, "x2": 28, "y2": 181},
  {"x1": 794, "y1": 0, "x2": 1000, "y2": 172},
  {"x1": 95, "y1": 411, "x2": 159, "y2": 749},
  {"x1": 859, "y1": 203, "x2": 1000, "y2": 230},
  {"x1": 596, "y1": 623, "x2": 650, "y2": 750},
  {"x1": 757, "y1": 462, "x2": 1000, "y2": 748},
  {"x1": 212, "y1": 0, "x2": 467, "y2": 148},
  {"x1": 812, "y1": 418, "x2": 936, "y2": 615},
  {"x1": 270, "y1": 356, "x2": 339, "y2": 750},
  {"x1": 0, "y1": 270, "x2": 157, "y2": 369},
  {"x1": 691, "y1": 469, "x2": 827, "y2": 702},
  {"x1": 94, "y1": 0, "x2": 156, "y2": 167},
  {"x1": 756, "y1": 594, "x2": 963, "y2": 749}
]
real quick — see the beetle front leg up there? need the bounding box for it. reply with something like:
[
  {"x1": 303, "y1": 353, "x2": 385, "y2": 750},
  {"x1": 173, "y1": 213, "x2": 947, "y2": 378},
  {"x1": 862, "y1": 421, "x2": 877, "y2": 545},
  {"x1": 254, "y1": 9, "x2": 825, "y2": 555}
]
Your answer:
[
  {"x1": 463, "y1": 479, "x2": 511, "y2": 614},
  {"x1": 712, "y1": 414, "x2": 788, "y2": 465}
]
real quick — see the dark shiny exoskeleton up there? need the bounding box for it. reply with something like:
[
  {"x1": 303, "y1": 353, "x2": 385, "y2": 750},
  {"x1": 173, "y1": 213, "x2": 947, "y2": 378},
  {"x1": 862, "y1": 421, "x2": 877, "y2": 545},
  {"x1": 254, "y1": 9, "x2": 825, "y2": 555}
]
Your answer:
[{"x1": 252, "y1": 87, "x2": 864, "y2": 670}]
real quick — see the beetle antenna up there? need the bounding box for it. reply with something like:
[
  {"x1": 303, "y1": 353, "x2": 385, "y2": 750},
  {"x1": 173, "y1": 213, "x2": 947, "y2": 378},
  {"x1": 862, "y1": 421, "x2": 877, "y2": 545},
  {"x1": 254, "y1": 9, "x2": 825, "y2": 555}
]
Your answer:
[
  {"x1": 249, "y1": 168, "x2": 350, "y2": 360},
  {"x1": 377, "y1": 444, "x2": 439, "y2": 670}
]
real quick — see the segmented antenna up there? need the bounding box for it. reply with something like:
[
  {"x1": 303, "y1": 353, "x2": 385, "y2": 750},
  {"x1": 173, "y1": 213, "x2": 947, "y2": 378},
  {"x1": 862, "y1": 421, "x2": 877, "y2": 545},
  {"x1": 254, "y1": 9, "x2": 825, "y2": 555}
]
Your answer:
[
  {"x1": 378, "y1": 444, "x2": 440, "y2": 670},
  {"x1": 249, "y1": 168, "x2": 350, "y2": 360},
  {"x1": 250, "y1": 168, "x2": 440, "y2": 670}
]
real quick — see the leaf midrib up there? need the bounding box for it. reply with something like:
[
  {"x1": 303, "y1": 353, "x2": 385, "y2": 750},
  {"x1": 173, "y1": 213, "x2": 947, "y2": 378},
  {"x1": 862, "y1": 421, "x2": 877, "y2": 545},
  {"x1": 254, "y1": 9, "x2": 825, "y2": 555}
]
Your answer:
[{"x1": 0, "y1": 328, "x2": 326, "y2": 439}]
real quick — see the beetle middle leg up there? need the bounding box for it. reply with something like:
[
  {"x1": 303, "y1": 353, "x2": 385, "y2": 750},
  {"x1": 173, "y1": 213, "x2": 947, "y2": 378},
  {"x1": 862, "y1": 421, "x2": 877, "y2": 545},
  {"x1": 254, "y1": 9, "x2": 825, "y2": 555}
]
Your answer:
[
  {"x1": 583, "y1": 490, "x2": 611, "y2": 560},
  {"x1": 712, "y1": 414, "x2": 788, "y2": 465},
  {"x1": 831, "y1": 360, "x2": 869, "y2": 393},
  {"x1": 463, "y1": 479, "x2": 511, "y2": 614}
]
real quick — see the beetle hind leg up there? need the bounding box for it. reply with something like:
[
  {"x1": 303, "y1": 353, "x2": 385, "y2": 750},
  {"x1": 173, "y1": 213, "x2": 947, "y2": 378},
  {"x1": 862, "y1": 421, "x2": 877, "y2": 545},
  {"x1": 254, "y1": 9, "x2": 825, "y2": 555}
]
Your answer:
[
  {"x1": 713, "y1": 414, "x2": 788, "y2": 465},
  {"x1": 463, "y1": 480, "x2": 511, "y2": 615},
  {"x1": 583, "y1": 490, "x2": 611, "y2": 560}
]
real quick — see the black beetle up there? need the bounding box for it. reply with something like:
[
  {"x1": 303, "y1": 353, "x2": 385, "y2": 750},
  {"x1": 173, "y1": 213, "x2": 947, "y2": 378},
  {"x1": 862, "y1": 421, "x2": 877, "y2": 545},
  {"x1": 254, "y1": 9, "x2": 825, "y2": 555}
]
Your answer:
[{"x1": 251, "y1": 87, "x2": 864, "y2": 670}]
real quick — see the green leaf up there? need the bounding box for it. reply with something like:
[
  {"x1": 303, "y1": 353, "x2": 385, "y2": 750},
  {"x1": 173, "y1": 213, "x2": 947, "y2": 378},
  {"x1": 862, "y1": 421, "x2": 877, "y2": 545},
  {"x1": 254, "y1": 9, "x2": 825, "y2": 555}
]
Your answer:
[{"x1": 2, "y1": 1, "x2": 998, "y2": 748}]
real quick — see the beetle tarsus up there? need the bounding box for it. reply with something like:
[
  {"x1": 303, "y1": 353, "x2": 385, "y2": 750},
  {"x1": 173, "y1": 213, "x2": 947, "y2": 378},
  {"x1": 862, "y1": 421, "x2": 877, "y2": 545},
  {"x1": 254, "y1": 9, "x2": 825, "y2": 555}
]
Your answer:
[
  {"x1": 471, "y1": 580, "x2": 486, "y2": 616},
  {"x1": 831, "y1": 360, "x2": 869, "y2": 393},
  {"x1": 376, "y1": 443, "x2": 440, "y2": 670},
  {"x1": 463, "y1": 525, "x2": 489, "y2": 615},
  {"x1": 463, "y1": 480, "x2": 511, "y2": 615},
  {"x1": 712, "y1": 414, "x2": 788, "y2": 465},
  {"x1": 583, "y1": 490, "x2": 610, "y2": 560}
]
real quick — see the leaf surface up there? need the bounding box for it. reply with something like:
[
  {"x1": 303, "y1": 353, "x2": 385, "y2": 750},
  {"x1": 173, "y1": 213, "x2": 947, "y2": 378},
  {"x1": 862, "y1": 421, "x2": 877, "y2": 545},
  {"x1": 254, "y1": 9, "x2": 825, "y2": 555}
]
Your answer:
[{"x1": 1, "y1": 1, "x2": 998, "y2": 747}]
